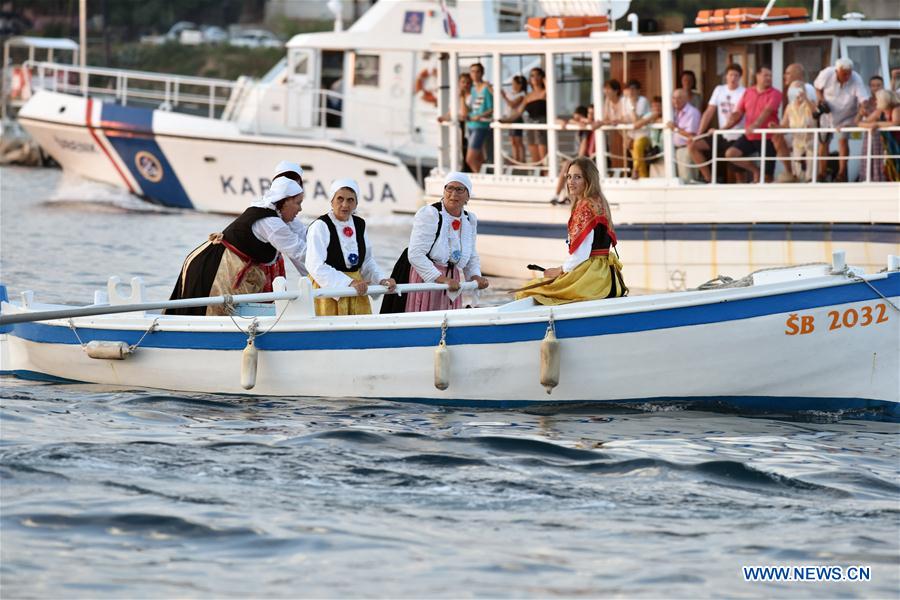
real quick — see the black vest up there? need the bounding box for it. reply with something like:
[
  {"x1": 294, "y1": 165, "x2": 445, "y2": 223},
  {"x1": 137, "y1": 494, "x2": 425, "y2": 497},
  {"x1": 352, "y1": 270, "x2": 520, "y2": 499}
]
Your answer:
[
  {"x1": 317, "y1": 214, "x2": 366, "y2": 272},
  {"x1": 590, "y1": 222, "x2": 613, "y2": 252},
  {"x1": 222, "y1": 207, "x2": 279, "y2": 263}
]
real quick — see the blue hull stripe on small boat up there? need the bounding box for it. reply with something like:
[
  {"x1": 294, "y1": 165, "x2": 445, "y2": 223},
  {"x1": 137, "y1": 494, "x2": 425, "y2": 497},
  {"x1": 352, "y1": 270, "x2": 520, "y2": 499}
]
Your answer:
[
  {"x1": 478, "y1": 221, "x2": 900, "y2": 244},
  {"x1": 7, "y1": 274, "x2": 899, "y2": 351},
  {"x1": 100, "y1": 103, "x2": 194, "y2": 209}
]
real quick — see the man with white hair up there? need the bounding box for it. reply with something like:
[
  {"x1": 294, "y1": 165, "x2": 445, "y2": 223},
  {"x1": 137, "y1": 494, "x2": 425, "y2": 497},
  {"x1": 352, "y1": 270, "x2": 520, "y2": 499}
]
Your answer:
[{"x1": 814, "y1": 57, "x2": 870, "y2": 181}]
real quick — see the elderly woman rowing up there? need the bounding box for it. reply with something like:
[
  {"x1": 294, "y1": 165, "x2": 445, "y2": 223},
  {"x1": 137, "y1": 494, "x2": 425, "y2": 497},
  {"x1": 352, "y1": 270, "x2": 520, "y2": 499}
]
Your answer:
[
  {"x1": 305, "y1": 178, "x2": 396, "y2": 316},
  {"x1": 166, "y1": 176, "x2": 307, "y2": 316},
  {"x1": 382, "y1": 172, "x2": 489, "y2": 313}
]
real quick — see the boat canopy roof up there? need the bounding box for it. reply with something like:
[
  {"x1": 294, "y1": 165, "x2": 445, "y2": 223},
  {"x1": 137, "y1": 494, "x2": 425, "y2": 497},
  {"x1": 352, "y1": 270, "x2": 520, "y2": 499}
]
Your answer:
[
  {"x1": 430, "y1": 18, "x2": 900, "y2": 53},
  {"x1": 3, "y1": 36, "x2": 79, "y2": 51}
]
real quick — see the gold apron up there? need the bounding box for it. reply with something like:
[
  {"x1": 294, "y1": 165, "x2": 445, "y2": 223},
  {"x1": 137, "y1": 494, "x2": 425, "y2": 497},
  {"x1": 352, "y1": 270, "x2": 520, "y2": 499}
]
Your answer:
[
  {"x1": 515, "y1": 254, "x2": 626, "y2": 306},
  {"x1": 311, "y1": 271, "x2": 373, "y2": 316}
]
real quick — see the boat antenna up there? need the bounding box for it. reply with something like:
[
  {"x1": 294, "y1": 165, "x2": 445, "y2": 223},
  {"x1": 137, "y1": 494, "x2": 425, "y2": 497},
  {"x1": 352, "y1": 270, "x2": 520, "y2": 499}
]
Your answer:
[{"x1": 328, "y1": 0, "x2": 344, "y2": 32}]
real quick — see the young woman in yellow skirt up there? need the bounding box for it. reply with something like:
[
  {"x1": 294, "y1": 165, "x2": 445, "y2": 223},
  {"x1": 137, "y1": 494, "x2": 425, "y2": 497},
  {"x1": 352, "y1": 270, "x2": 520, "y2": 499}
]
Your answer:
[
  {"x1": 516, "y1": 157, "x2": 627, "y2": 305},
  {"x1": 305, "y1": 179, "x2": 396, "y2": 315}
]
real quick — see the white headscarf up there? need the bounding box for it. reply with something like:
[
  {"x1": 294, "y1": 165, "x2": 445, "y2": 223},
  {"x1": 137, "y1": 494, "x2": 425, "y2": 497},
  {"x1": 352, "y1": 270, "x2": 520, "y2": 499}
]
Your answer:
[
  {"x1": 272, "y1": 160, "x2": 303, "y2": 181},
  {"x1": 443, "y1": 171, "x2": 472, "y2": 197},
  {"x1": 252, "y1": 177, "x2": 302, "y2": 210},
  {"x1": 329, "y1": 178, "x2": 360, "y2": 199}
]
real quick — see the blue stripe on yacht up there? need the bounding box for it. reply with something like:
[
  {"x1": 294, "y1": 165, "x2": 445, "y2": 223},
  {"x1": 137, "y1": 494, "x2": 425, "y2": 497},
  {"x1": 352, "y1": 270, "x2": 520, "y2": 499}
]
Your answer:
[
  {"x1": 100, "y1": 103, "x2": 194, "y2": 209},
  {"x1": 478, "y1": 221, "x2": 900, "y2": 244},
  {"x1": 7, "y1": 274, "x2": 899, "y2": 351}
]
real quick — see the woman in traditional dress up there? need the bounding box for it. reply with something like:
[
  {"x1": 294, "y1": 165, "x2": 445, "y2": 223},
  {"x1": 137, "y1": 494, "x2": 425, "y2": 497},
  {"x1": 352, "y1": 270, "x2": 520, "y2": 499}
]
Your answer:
[
  {"x1": 166, "y1": 176, "x2": 307, "y2": 316},
  {"x1": 401, "y1": 171, "x2": 489, "y2": 313},
  {"x1": 516, "y1": 157, "x2": 626, "y2": 305},
  {"x1": 263, "y1": 160, "x2": 307, "y2": 282},
  {"x1": 305, "y1": 179, "x2": 396, "y2": 316}
]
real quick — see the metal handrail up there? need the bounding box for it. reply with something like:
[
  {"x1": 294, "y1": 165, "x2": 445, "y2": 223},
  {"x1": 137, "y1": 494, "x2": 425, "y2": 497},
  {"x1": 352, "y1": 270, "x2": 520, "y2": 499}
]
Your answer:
[
  {"x1": 454, "y1": 119, "x2": 899, "y2": 183},
  {"x1": 26, "y1": 60, "x2": 239, "y2": 118}
]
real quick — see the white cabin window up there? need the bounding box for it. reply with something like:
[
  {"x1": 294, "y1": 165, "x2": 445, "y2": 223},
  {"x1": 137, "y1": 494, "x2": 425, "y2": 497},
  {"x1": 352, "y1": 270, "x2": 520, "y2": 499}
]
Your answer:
[
  {"x1": 354, "y1": 54, "x2": 380, "y2": 87},
  {"x1": 890, "y1": 37, "x2": 900, "y2": 78},
  {"x1": 846, "y1": 45, "x2": 882, "y2": 82},
  {"x1": 294, "y1": 54, "x2": 309, "y2": 76},
  {"x1": 784, "y1": 39, "x2": 832, "y2": 85}
]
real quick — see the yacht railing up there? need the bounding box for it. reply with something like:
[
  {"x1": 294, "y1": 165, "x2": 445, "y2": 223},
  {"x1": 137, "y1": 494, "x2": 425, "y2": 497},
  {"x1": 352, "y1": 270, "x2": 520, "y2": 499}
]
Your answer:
[
  {"x1": 440, "y1": 117, "x2": 900, "y2": 184},
  {"x1": 25, "y1": 60, "x2": 238, "y2": 118}
]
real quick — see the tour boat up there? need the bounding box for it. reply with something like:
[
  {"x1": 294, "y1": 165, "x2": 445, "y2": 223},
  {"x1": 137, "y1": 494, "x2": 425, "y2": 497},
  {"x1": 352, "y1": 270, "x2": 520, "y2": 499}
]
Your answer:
[
  {"x1": 13, "y1": 0, "x2": 535, "y2": 215},
  {"x1": 2, "y1": 252, "x2": 898, "y2": 420},
  {"x1": 422, "y1": 3, "x2": 900, "y2": 291}
]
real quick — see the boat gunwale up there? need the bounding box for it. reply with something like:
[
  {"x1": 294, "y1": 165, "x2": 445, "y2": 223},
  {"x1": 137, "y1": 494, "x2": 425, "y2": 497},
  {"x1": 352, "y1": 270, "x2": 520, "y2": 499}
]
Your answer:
[{"x1": 2, "y1": 270, "x2": 895, "y2": 338}]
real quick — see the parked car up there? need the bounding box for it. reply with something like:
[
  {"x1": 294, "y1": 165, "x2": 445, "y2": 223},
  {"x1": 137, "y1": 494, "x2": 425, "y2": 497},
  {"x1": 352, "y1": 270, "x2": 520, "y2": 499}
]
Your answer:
[
  {"x1": 165, "y1": 21, "x2": 197, "y2": 41},
  {"x1": 201, "y1": 25, "x2": 228, "y2": 44},
  {"x1": 228, "y1": 29, "x2": 282, "y2": 49}
]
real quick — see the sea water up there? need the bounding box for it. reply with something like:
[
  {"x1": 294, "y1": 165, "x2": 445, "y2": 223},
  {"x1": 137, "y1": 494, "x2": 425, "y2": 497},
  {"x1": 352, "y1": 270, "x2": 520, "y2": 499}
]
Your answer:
[{"x1": 1, "y1": 166, "x2": 898, "y2": 598}]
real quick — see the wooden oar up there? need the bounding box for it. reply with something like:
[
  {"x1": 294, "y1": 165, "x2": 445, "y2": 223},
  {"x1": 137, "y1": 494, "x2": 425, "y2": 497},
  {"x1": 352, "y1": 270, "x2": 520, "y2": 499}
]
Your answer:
[
  {"x1": 0, "y1": 281, "x2": 478, "y2": 326},
  {"x1": 510, "y1": 277, "x2": 559, "y2": 294}
]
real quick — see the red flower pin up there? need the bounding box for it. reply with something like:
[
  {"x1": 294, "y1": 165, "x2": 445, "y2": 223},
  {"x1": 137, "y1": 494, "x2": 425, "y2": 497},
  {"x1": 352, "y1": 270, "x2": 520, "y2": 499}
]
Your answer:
[
  {"x1": 342, "y1": 226, "x2": 354, "y2": 237},
  {"x1": 451, "y1": 219, "x2": 461, "y2": 231}
]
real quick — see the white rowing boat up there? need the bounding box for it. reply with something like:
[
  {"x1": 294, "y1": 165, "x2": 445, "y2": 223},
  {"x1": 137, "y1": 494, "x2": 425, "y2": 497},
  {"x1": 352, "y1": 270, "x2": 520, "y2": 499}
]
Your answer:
[{"x1": 2, "y1": 252, "x2": 898, "y2": 421}]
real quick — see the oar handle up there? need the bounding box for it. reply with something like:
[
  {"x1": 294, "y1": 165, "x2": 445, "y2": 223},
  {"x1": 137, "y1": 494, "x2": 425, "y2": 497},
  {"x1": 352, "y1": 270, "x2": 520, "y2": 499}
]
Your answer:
[
  {"x1": 313, "y1": 281, "x2": 478, "y2": 299},
  {"x1": 526, "y1": 264, "x2": 546, "y2": 272},
  {"x1": 0, "y1": 281, "x2": 478, "y2": 326}
]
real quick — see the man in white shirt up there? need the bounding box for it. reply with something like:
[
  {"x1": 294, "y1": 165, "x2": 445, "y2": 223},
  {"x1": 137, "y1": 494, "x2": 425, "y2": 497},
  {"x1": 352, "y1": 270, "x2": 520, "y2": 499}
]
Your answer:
[
  {"x1": 814, "y1": 57, "x2": 870, "y2": 181},
  {"x1": 689, "y1": 63, "x2": 746, "y2": 182},
  {"x1": 622, "y1": 79, "x2": 651, "y2": 178}
]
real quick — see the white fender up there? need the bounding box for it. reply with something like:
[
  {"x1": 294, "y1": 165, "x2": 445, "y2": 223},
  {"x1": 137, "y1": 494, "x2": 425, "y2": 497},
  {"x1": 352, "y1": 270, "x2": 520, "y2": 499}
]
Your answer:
[
  {"x1": 241, "y1": 339, "x2": 258, "y2": 390},
  {"x1": 540, "y1": 326, "x2": 560, "y2": 394},
  {"x1": 85, "y1": 340, "x2": 131, "y2": 360},
  {"x1": 434, "y1": 340, "x2": 449, "y2": 391}
]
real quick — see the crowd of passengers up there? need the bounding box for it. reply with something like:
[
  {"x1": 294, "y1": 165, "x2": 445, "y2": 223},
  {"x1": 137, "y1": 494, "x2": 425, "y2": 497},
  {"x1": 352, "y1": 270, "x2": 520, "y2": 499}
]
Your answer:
[
  {"x1": 442, "y1": 59, "x2": 900, "y2": 188},
  {"x1": 166, "y1": 158, "x2": 625, "y2": 318}
]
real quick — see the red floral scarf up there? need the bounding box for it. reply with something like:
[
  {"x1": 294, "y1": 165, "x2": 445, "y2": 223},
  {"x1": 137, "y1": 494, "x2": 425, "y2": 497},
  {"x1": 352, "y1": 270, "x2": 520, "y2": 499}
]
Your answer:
[{"x1": 567, "y1": 198, "x2": 617, "y2": 255}]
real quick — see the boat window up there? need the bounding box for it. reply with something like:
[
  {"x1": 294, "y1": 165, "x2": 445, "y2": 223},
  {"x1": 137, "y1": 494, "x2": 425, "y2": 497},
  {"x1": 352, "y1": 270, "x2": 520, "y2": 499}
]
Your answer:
[
  {"x1": 497, "y1": 53, "x2": 544, "y2": 174},
  {"x1": 293, "y1": 54, "x2": 308, "y2": 76},
  {"x1": 842, "y1": 40, "x2": 883, "y2": 83},
  {"x1": 784, "y1": 39, "x2": 831, "y2": 83},
  {"x1": 554, "y1": 52, "x2": 594, "y2": 168},
  {"x1": 354, "y1": 54, "x2": 380, "y2": 87},
  {"x1": 891, "y1": 37, "x2": 900, "y2": 72}
]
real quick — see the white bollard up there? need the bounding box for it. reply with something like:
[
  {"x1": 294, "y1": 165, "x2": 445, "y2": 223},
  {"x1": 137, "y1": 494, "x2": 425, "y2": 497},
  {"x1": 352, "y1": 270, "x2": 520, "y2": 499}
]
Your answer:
[{"x1": 831, "y1": 250, "x2": 846, "y2": 273}]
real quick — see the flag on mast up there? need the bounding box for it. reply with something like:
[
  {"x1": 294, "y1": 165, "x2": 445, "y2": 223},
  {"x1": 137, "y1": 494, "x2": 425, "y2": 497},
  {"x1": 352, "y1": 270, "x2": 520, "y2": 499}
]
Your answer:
[{"x1": 440, "y1": 0, "x2": 458, "y2": 37}]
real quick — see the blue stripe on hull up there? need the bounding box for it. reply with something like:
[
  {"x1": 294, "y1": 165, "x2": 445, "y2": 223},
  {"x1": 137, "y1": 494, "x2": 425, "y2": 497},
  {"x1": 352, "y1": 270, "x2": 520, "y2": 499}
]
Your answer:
[
  {"x1": 479, "y1": 221, "x2": 900, "y2": 244},
  {"x1": 100, "y1": 103, "x2": 194, "y2": 209},
  {"x1": 7, "y1": 274, "x2": 899, "y2": 351}
]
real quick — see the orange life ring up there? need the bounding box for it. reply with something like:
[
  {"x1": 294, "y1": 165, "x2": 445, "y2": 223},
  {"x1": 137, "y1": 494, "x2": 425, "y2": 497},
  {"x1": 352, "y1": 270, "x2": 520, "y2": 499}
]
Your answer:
[{"x1": 415, "y1": 68, "x2": 437, "y2": 106}]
